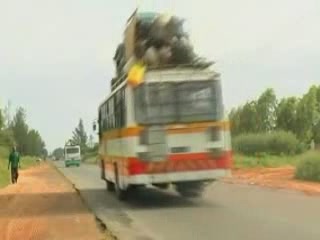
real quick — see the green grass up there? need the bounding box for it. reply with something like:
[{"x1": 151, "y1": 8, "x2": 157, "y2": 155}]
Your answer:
[
  {"x1": 295, "y1": 151, "x2": 320, "y2": 182},
  {"x1": 0, "y1": 151, "x2": 39, "y2": 188},
  {"x1": 0, "y1": 146, "x2": 10, "y2": 187},
  {"x1": 20, "y1": 156, "x2": 39, "y2": 170},
  {"x1": 82, "y1": 152, "x2": 98, "y2": 164},
  {"x1": 234, "y1": 152, "x2": 305, "y2": 169},
  {"x1": 0, "y1": 160, "x2": 10, "y2": 188}
]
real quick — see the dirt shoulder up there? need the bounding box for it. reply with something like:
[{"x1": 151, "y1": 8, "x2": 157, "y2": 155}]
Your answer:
[
  {"x1": 225, "y1": 167, "x2": 320, "y2": 196},
  {"x1": 0, "y1": 163, "x2": 108, "y2": 240}
]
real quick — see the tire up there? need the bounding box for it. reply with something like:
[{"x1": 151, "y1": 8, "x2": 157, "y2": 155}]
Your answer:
[
  {"x1": 100, "y1": 160, "x2": 106, "y2": 180},
  {"x1": 106, "y1": 180, "x2": 115, "y2": 192},
  {"x1": 115, "y1": 183, "x2": 127, "y2": 201},
  {"x1": 114, "y1": 165, "x2": 127, "y2": 201}
]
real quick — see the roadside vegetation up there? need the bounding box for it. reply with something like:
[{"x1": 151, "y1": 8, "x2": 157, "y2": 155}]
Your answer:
[
  {"x1": 52, "y1": 119, "x2": 98, "y2": 164},
  {"x1": 295, "y1": 152, "x2": 320, "y2": 182},
  {"x1": 229, "y1": 85, "x2": 320, "y2": 182},
  {"x1": 0, "y1": 102, "x2": 47, "y2": 187},
  {"x1": 234, "y1": 153, "x2": 302, "y2": 169},
  {"x1": 82, "y1": 151, "x2": 98, "y2": 164}
]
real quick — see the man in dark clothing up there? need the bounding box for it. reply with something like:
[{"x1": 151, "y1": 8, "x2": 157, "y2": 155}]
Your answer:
[{"x1": 8, "y1": 146, "x2": 20, "y2": 184}]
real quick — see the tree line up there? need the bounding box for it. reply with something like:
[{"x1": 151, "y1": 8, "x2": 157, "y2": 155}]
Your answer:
[
  {"x1": 52, "y1": 119, "x2": 97, "y2": 159},
  {"x1": 229, "y1": 85, "x2": 320, "y2": 145},
  {"x1": 0, "y1": 104, "x2": 47, "y2": 157}
]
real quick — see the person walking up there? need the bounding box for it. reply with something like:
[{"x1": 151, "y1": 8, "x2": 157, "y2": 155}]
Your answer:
[{"x1": 8, "y1": 146, "x2": 20, "y2": 184}]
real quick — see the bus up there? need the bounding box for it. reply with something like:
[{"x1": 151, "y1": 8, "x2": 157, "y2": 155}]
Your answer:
[
  {"x1": 64, "y1": 145, "x2": 81, "y2": 167},
  {"x1": 96, "y1": 67, "x2": 232, "y2": 200}
]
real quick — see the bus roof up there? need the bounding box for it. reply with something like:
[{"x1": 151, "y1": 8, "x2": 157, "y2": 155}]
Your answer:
[{"x1": 64, "y1": 145, "x2": 80, "y2": 148}]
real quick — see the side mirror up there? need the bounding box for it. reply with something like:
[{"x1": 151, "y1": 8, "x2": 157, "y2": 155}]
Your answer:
[{"x1": 93, "y1": 122, "x2": 97, "y2": 131}]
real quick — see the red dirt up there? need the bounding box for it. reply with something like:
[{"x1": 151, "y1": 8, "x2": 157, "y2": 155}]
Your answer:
[
  {"x1": 225, "y1": 167, "x2": 320, "y2": 196},
  {"x1": 0, "y1": 163, "x2": 107, "y2": 240}
]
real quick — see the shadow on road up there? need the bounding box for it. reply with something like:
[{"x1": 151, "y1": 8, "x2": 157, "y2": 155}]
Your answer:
[
  {"x1": 125, "y1": 188, "x2": 208, "y2": 209},
  {"x1": 78, "y1": 187, "x2": 216, "y2": 211}
]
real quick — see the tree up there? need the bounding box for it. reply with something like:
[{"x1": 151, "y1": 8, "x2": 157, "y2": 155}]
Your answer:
[
  {"x1": 0, "y1": 106, "x2": 14, "y2": 147},
  {"x1": 25, "y1": 129, "x2": 46, "y2": 157},
  {"x1": 256, "y1": 88, "x2": 277, "y2": 132},
  {"x1": 295, "y1": 86, "x2": 319, "y2": 142},
  {"x1": 0, "y1": 128, "x2": 14, "y2": 147},
  {"x1": 229, "y1": 101, "x2": 259, "y2": 135},
  {"x1": 52, "y1": 148, "x2": 64, "y2": 160},
  {"x1": 10, "y1": 107, "x2": 29, "y2": 154},
  {"x1": 276, "y1": 97, "x2": 298, "y2": 135},
  {"x1": 312, "y1": 86, "x2": 320, "y2": 143},
  {"x1": 0, "y1": 107, "x2": 3, "y2": 130},
  {"x1": 3, "y1": 100, "x2": 12, "y2": 128},
  {"x1": 240, "y1": 101, "x2": 259, "y2": 133},
  {"x1": 71, "y1": 119, "x2": 88, "y2": 153},
  {"x1": 229, "y1": 107, "x2": 241, "y2": 136}
]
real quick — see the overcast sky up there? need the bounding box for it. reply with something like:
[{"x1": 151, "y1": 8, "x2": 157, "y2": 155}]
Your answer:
[{"x1": 0, "y1": 0, "x2": 319, "y2": 151}]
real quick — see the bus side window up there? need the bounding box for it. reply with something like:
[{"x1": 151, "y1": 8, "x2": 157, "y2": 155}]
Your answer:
[
  {"x1": 104, "y1": 102, "x2": 108, "y2": 131},
  {"x1": 106, "y1": 101, "x2": 109, "y2": 130},
  {"x1": 108, "y1": 97, "x2": 114, "y2": 129},
  {"x1": 120, "y1": 88, "x2": 126, "y2": 127},
  {"x1": 113, "y1": 87, "x2": 126, "y2": 129}
]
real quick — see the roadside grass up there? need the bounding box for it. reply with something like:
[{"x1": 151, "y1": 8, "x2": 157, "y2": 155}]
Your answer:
[
  {"x1": 82, "y1": 152, "x2": 98, "y2": 164},
  {"x1": 0, "y1": 160, "x2": 9, "y2": 188},
  {"x1": 234, "y1": 152, "x2": 307, "y2": 169},
  {"x1": 20, "y1": 156, "x2": 39, "y2": 170},
  {"x1": 0, "y1": 146, "x2": 10, "y2": 187},
  {"x1": 0, "y1": 147, "x2": 39, "y2": 187}
]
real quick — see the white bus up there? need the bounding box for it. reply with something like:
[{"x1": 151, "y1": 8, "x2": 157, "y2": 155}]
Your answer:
[
  {"x1": 97, "y1": 67, "x2": 232, "y2": 200},
  {"x1": 64, "y1": 145, "x2": 81, "y2": 167}
]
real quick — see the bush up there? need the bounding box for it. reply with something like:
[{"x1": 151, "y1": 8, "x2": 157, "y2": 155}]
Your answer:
[
  {"x1": 20, "y1": 156, "x2": 38, "y2": 169},
  {"x1": 295, "y1": 152, "x2": 320, "y2": 182},
  {"x1": 82, "y1": 151, "x2": 98, "y2": 164},
  {"x1": 295, "y1": 142, "x2": 309, "y2": 154},
  {"x1": 0, "y1": 146, "x2": 9, "y2": 159},
  {"x1": 233, "y1": 131, "x2": 299, "y2": 156},
  {"x1": 0, "y1": 129, "x2": 15, "y2": 147},
  {"x1": 234, "y1": 152, "x2": 303, "y2": 168}
]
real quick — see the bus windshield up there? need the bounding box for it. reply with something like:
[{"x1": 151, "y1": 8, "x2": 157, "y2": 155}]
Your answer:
[
  {"x1": 65, "y1": 147, "x2": 80, "y2": 154},
  {"x1": 134, "y1": 80, "x2": 224, "y2": 124}
]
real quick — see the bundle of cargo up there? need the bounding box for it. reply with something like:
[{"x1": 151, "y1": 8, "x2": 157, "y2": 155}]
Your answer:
[{"x1": 113, "y1": 10, "x2": 213, "y2": 76}]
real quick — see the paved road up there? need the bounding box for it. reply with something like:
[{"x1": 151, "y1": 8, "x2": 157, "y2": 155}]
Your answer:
[{"x1": 55, "y1": 161, "x2": 320, "y2": 240}]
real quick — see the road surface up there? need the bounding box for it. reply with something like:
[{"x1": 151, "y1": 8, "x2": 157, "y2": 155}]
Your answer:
[{"x1": 55, "y1": 161, "x2": 320, "y2": 240}]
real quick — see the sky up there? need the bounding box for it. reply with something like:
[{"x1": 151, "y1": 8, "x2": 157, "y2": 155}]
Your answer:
[{"x1": 0, "y1": 0, "x2": 319, "y2": 151}]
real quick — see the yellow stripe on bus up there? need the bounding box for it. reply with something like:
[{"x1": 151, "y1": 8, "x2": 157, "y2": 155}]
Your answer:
[{"x1": 102, "y1": 121, "x2": 230, "y2": 140}]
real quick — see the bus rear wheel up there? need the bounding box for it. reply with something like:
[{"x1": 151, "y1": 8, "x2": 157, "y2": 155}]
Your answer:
[
  {"x1": 115, "y1": 181, "x2": 127, "y2": 201},
  {"x1": 114, "y1": 165, "x2": 127, "y2": 201},
  {"x1": 106, "y1": 180, "x2": 115, "y2": 192}
]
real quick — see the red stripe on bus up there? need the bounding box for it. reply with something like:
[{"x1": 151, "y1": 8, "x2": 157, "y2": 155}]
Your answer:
[{"x1": 127, "y1": 151, "x2": 233, "y2": 175}]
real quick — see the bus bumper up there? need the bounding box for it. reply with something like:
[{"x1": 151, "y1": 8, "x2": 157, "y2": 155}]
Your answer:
[
  {"x1": 65, "y1": 159, "x2": 81, "y2": 167},
  {"x1": 126, "y1": 169, "x2": 231, "y2": 185}
]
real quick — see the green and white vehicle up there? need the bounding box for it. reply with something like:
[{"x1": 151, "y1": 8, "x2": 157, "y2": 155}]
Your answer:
[{"x1": 64, "y1": 145, "x2": 81, "y2": 167}]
